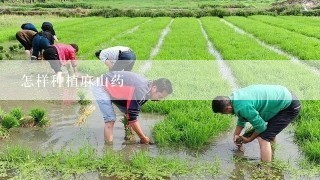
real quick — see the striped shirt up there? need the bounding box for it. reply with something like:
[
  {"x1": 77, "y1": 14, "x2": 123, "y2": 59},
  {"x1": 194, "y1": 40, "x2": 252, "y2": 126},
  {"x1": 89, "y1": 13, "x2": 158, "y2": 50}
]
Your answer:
[{"x1": 99, "y1": 46, "x2": 130, "y2": 65}]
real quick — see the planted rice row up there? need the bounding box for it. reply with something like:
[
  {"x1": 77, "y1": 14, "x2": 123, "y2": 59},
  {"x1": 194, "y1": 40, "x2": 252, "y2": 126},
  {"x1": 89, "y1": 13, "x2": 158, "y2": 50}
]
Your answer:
[
  {"x1": 200, "y1": 17, "x2": 287, "y2": 60},
  {"x1": 249, "y1": 15, "x2": 320, "y2": 40},
  {"x1": 224, "y1": 16, "x2": 320, "y2": 69}
]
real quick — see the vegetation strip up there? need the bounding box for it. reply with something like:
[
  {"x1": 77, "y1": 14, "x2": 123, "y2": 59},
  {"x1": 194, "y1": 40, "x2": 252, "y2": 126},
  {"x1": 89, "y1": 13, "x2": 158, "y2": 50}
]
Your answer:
[
  {"x1": 249, "y1": 15, "x2": 320, "y2": 40},
  {"x1": 0, "y1": 145, "x2": 221, "y2": 179},
  {"x1": 221, "y1": 18, "x2": 295, "y2": 60},
  {"x1": 198, "y1": 18, "x2": 239, "y2": 90}
]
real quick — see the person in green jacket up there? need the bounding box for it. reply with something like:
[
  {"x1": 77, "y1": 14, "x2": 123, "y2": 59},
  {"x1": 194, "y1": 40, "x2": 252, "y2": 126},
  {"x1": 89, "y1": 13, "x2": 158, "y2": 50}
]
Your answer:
[{"x1": 211, "y1": 85, "x2": 301, "y2": 162}]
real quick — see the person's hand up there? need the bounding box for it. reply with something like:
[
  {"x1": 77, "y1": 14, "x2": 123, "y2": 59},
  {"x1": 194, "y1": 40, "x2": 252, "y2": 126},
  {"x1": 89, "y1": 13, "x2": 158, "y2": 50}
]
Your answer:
[
  {"x1": 241, "y1": 136, "x2": 251, "y2": 144},
  {"x1": 234, "y1": 135, "x2": 242, "y2": 146},
  {"x1": 140, "y1": 136, "x2": 150, "y2": 144}
]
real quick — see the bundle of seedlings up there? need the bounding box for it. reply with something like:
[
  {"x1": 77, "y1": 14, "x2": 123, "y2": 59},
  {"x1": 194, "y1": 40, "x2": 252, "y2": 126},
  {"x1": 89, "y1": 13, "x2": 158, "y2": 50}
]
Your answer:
[
  {"x1": 75, "y1": 104, "x2": 95, "y2": 126},
  {"x1": 121, "y1": 116, "x2": 135, "y2": 142},
  {"x1": 236, "y1": 126, "x2": 255, "y2": 151}
]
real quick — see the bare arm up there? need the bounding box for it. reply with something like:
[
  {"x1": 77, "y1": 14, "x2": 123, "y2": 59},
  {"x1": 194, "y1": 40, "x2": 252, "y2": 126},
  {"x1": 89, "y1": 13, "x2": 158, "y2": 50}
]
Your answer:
[
  {"x1": 105, "y1": 60, "x2": 113, "y2": 70},
  {"x1": 129, "y1": 121, "x2": 149, "y2": 144}
]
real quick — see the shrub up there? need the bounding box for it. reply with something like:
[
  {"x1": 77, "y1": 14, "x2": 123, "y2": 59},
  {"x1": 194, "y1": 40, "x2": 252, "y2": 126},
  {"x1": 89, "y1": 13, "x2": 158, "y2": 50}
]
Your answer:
[{"x1": 2, "y1": 114, "x2": 20, "y2": 129}]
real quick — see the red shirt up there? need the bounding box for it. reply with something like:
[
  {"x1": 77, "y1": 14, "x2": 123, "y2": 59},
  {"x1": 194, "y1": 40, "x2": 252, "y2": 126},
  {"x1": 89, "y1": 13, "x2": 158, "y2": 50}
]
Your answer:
[{"x1": 53, "y1": 44, "x2": 77, "y2": 67}]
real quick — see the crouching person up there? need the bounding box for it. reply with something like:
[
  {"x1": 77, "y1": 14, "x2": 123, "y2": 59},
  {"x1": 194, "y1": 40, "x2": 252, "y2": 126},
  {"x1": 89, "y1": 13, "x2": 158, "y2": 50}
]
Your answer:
[
  {"x1": 211, "y1": 85, "x2": 301, "y2": 162},
  {"x1": 43, "y1": 43, "x2": 78, "y2": 81},
  {"x1": 92, "y1": 71, "x2": 172, "y2": 144},
  {"x1": 16, "y1": 30, "x2": 37, "y2": 59}
]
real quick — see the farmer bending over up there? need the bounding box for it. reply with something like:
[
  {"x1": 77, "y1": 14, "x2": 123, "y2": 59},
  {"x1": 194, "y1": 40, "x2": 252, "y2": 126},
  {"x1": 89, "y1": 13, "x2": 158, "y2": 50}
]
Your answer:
[
  {"x1": 212, "y1": 85, "x2": 301, "y2": 162},
  {"x1": 92, "y1": 71, "x2": 172, "y2": 144},
  {"x1": 95, "y1": 46, "x2": 136, "y2": 71},
  {"x1": 43, "y1": 43, "x2": 78, "y2": 81}
]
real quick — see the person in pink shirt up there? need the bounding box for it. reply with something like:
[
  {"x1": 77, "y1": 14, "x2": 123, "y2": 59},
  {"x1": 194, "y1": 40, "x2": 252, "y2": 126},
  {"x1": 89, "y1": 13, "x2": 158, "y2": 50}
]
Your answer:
[{"x1": 43, "y1": 43, "x2": 78, "y2": 80}]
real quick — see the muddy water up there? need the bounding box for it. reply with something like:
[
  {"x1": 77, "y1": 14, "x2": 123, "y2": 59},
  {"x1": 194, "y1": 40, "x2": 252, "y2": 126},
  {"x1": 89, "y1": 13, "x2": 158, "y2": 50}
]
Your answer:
[{"x1": 0, "y1": 100, "x2": 161, "y2": 155}]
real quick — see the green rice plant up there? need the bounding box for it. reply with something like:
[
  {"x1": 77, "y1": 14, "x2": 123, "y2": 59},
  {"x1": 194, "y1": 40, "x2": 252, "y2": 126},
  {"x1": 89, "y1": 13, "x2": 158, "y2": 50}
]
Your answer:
[
  {"x1": 200, "y1": 17, "x2": 288, "y2": 60},
  {"x1": 0, "y1": 146, "x2": 35, "y2": 163},
  {"x1": 249, "y1": 15, "x2": 320, "y2": 40},
  {"x1": 154, "y1": 17, "x2": 213, "y2": 60},
  {"x1": 29, "y1": 108, "x2": 49, "y2": 127},
  {"x1": 0, "y1": 54, "x2": 3, "y2": 60},
  {"x1": 77, "y1": 90, "x2": 91, "y2": 106},
  {"x1": 1, "y1": 114, "x2": 19, "y2": 129},
  {"x1": 0, "y1": 126, "x2": 9, "y2": 139},
  {"x1": 5, "y1": 53, "x2": 12, "y2": 60},
  {"x1": 0, "y1": 107, "x2": 5, "y2": 121},
  {"x1": 120, "y1": 116, "x2": 135, "y2": 141},
  {"x1": 0, "y1": 45, "x2": 3, "y2": 51},
  {"x1": 9, "y1": 107, "x2": 23, "y2": 121},
  {"x1": 303, "y1": 141, "x2": 320, "y2": 163},
  {"x1": 224, "y1": 16, "x2": 320, "y2": 68},
  {"x1": 12, "y1": 44, "x2": 18, "y2": 50},
  {"x1": 9, "y1": 46, "x2": 14, "y2": 52},
  {"x1": 18, "y1": 44, "x2": 23, "y2": 49}
]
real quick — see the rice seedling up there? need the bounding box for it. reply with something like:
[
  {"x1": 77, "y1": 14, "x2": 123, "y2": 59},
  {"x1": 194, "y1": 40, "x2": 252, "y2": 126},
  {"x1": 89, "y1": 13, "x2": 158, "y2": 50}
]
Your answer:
[
  {"x1": 200, "y1": 17, "x2": 288, "y2": 60},
  {"x1": 154, "y1": 17, "x2": 213, "y2": 60},
  {"x1": 120, "y1": 116, "x2": 135, "y2": 141},
  {"x1": 0, "y1": 126, "x2": 9, "y2": 139},
  {"x1": 0, "y1": 54, "x2": 3, "y2": 60},
  {"x1": 77, "y1": 90, "x2": 91, "y2": 106},
  {"x1": 249, "y1": 15, "x2": 320, "y2": 40},
  {"x1": 0, "y1": 145, "x2": 222, "y2": 179},
  {"x1": 0, "y1": 107, "x2": 5, "y2": 121},
  {"x1": 1, "y1": 114, "x2": 19, "y2": 129},
  {"x1": 75, "y1": 104, "x2": 95, "y2": 126},
  {"x1": 29, "y1": 108, "x2": 49, "y2": 127},
  {"x1": 0, "y1": 45, "x2": 4, "y2": 51},
  {"x1": 9, "y1": 107, "x2": 23, "y2": 120},
  {"x1": 224, "y1": 16, "x2": 320, "y2": 69}
]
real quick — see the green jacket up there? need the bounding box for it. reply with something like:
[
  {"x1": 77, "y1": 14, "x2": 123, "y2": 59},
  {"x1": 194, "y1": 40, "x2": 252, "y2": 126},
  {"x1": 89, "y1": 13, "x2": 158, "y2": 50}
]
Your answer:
[{"x1": 229, "y1": 85, "x2": 292, "y2": 134}]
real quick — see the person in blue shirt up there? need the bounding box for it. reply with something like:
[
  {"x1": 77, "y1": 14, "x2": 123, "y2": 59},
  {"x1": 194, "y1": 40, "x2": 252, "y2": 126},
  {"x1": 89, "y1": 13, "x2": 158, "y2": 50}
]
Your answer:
[{"x1": 21, "y1": 23, "x2": 38, "y2": 33}]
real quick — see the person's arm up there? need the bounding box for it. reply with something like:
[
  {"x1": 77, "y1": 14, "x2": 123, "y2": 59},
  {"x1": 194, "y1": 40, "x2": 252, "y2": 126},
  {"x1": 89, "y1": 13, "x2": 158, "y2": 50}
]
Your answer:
[
  {"x1": 238, "y1": 107, "x2": 267, "y2": 143},
  {"x1": 105, "y1": 60, "x2": 113, "y2": 70},
  {"x1": 129, "y1": 121, "x2": 149, "y2": 144},
  {"x1": 242, "y1": 132, "x2": 259, "y2": 144}
]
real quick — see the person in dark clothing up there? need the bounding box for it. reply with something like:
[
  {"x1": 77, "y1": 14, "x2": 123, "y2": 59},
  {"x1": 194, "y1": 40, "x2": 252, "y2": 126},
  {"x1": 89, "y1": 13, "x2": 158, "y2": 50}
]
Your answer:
[
  {"x1": 16, "y1": 30, "x2": 37, "y2": 59},
  {"x1": 31, "y1": 31, "x2": 55, "y2": 60},
  {"x1": 43, "y1": 43, "x2": 78, "y2": 81},
  {"x1": 212, "y1": 85, "x2": 301, "y2": 162},
  {"x1": 41, "y1": 22, "x2": 58, "y2": 42},
  {"x1": 21, "y1": 23, "x2": 38, "y2": 33},
  {"x1": 92, "y1": 71, "x2": 173, "y2": 144}
]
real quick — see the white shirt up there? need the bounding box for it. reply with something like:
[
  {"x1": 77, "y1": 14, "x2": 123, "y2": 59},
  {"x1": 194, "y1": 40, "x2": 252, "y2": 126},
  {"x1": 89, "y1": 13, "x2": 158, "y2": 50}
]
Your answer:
[{"x1": 99, "y1": 46, "x2": 130, "y2": 65}]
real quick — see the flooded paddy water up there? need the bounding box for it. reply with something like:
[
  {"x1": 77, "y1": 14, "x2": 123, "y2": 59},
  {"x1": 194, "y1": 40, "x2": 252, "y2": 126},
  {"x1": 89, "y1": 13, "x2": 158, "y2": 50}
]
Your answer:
[{"x1": 0, "y1": 100, "x2": 315, "y2": 179}]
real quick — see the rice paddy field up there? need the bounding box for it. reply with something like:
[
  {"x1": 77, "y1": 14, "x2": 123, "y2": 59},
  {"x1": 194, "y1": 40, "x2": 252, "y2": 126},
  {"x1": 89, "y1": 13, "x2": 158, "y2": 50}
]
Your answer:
[{"x1": 0, "y1": 14, "x2": 320, "y2": 179}]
